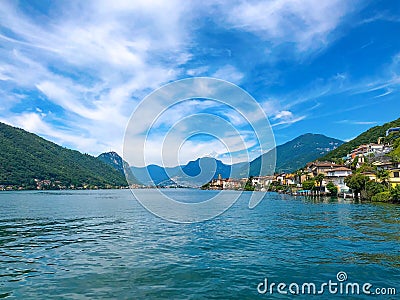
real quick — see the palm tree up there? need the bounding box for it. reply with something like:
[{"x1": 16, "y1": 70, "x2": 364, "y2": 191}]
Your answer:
[
  {"x1": 314, "y1": 173, "x2": 325, "y2": 193},
  {"x1": 295, "y1": 170, "x2": 303, "y2": 184}
]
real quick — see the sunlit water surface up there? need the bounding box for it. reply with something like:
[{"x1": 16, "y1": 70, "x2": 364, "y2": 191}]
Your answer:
[{"x1": 0, "y1": 189, "x2": 399, "y2": 299}]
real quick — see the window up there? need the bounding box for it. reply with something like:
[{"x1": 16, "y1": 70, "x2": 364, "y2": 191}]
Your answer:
[{"x1": 394, "y1": 172, "x2": 400, "y2": 178}]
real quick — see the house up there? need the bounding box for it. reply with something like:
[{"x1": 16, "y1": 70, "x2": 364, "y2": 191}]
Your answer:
[
  {"x1": 325, "y1": 166, "x2": 352, "y2": 193},
  {"x1": 386, "y1": 127, "x2": 400, "y2": 136},
  {"x1": 251, "y1": 176, "x2": 274, "y2": 188},
  {"x1": 370, "y1": 144, "x2": 392, "y2": 156},
  {"x1": 262, "y1": 176, "x2": 275, "y2": 186},
  {"x1": 350, "y1": 144, "x2": 369, "y2": 159},
  {"x1": 295, "y1": 171, "x2": 313, "y2": 185},
  {"x1": 275, "y1": 173, "x2": 285, "y2": 184},
  {"x1": 373, "y1": 161, "x2": 400, "y2": 171},
  {"x1": 223, "y1": 178, "x2": 243, "y2": 190},
  {"x1": 388, "y1": 169, "x2": 400, "y2": 187},
  {"x1": 251, "y1": 176, "x2": 262, "y2": 186},
  {"x1": 361, "y1": 172, "x2": 377, "y2": 182},
  {"x1": 209, "y1": 174, "x2": 227, "y2": 189},
  {"x1": 284, "y1": 174, "x2": 296, "y2": 185},
  {"x1": 306, "y1": 161, "x2": 344, "y2": 176},
  {"x1": 349, "y1": 143, "x2": 392, "y2": 161}
]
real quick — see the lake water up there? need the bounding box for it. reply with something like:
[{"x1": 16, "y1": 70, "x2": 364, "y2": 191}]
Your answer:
[{"x1": 0, "y1": 189, "x2": 399, "y2": 299}]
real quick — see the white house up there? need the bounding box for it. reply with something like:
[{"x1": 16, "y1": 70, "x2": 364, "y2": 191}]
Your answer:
[{"x1": 325, "y1": 167, "x2": 352, "y2": 193}]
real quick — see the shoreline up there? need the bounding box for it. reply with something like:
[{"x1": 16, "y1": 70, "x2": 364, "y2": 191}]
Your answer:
[{"x1": 1, "y1": 188, "x2": 399, "y2": 204}]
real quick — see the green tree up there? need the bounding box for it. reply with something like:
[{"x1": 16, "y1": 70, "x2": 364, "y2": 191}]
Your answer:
[
  {"x1": 388, "y1": 137, "x2": 400, "y2": 162},
  {"x1": 314, "y1": 173, "x2": 325, "y2": 192},
  {"x1": 390, "y1": 185, "x2": 400, "y2": 203},
  {"x1": 365, "y1": 181, "x2": 385, "y2": 199},
  {"x1": 333, "y1": 158, "x2": 345, "y2": 165},
  {"x1": 0, "y1": 122, "x2": 128, "y2": 189},
  {"x1": 326, "y1": 182, "x2": 338, "y2": 196},
  {"x1": 356, "y1": 163, "x2": 376, "y2": 174},
  {"x1": 376, "y1": 169, "x2": 390, "y2": 187},
  {"x1": 244, "y1": 176, "x2": 255, "y2": 191},
  {"x1": 302, "y1": 179, "x2": 315, "y2": 190},
  {"x1": 344, "y1": 174, "x2": 369, "y2": 199},
  {"x1": 201, "y1": 182, "x2": 210, "y2": 190},
  {"x1": 351, "y1": 157, "x2": 358, "y2": 170},
  {"x1": 371, "y1": 191, "x2": 392, "y2": 202}
]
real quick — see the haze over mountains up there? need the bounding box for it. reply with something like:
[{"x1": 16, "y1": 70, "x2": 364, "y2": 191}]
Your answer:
[
  {"x1": 129, "y1": 133, "x2": 344, "y2": 186},
  {"x1": 131, "y1": 157, "x2": 241, "y2": 187}
]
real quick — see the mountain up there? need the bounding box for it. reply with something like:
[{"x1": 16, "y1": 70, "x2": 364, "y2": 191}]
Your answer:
[
  {"x1": 322, "y1": 117, "x2": 400, "y2": 161},
  {"x1": 181, "y1": 157, "x2": 231, "y2": 178},
  {"x1": 129, "y1": 133, "x2": 344, "y2": 185},
  {"x1": 97, "y1": 151, "x2": 138, "y2": 184},
  {"x1": 249, "y1": 133, "x2": 344, "y2": 175},
  {"x1": 98, "y1": 151, "x2": 125, "y2": 175},
  {"x1": 0, "y1": 122, "x2": 127, "y2": 189},
  {"x1": 131, "y1": 157, "x2": 233, "y2": 186},
  {"x1": 175, "y1": 157, "x2": 232, "y2": 187},
  {"x1": 130, "y1": 164, "x2": 179, "y2": 186}
]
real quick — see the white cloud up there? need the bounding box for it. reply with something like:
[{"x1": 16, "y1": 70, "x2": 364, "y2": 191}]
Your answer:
[
  {"x1": 0, "y1": 113, "x2": 103, "y2": 152},
  {"x1": 261, "y1": 98, "x2": 306, "y2": 126},
  {"x1": 212, "y1": 65, "x2": 244, "y2": 84},
  {"x1": 222, "y1": 0, "x2": 355, "y2": 53},
  {"x1": 272, "y1": 115, "x2": 306, "y2": 127},
  {"x1": 274, "y1": 110, "x2": 293, "y2": 120},
  {"x1": 335, "y1": 120, "x2": 377, "y2": 125},
  {"x1": 0, "y1": 0, "x2": 382, "y2": 165},
  {"x1": 151, "y1": 99, "x2": 220, "y2": 129},
  {"x1": 186, "y1": 66, "x2": 209, "y2": 76},
  {"x1": 374, "y1": 88, "x2": 393, "y2": 98},
  {"x1": 0, "y1": 0, "x2": 194, "y2": 155},
  {"x1": 140, "y1": 128, "x2": 257, "y2": 167}
]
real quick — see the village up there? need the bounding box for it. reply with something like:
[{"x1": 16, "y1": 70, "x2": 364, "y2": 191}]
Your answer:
[{"x1": 205, "y1": 127, "x2": 400, "y2": 200}]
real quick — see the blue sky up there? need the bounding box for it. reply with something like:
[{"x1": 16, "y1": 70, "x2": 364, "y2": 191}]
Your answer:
[{"x1": 0, "y1": 0, "x2": 399, "y2": 166}]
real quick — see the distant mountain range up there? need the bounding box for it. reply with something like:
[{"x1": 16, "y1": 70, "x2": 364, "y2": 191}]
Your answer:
[
  {"x1": 128, "y1": 133, "x2": 344, "y2": 186},
  {"x1": 130, "y1": 157, "x2": 244, "y2": 187},
  {"x1": 97, "y1": 118, "x2": 400, "y2": 187},
  {"x1": 0, "y1": 122, "x2": 346, "y2": 189},
  {"x1": 0, "y1": 122, "x2": 127, "y2": 189}
]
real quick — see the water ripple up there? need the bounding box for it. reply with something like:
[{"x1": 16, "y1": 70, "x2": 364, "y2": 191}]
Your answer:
[{"x1": 0, "y1": 190, "x2": 399, "y2": 299}]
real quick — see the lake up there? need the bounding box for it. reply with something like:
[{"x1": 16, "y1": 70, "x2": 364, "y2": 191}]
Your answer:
[{"x1": 0, "y1": 189, "x2": 399, "y2": 299}]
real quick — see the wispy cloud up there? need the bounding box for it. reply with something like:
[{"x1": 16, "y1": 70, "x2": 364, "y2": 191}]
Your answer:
[
  {"x1": 212, "y1": 65, "x2": 244, "y2": 84},
  {"x1": 261, "y1": 99, "x2": 306, "y2": 127},
  {"x1": 0, "y1": 0, "x2": 192, "y2": 154},
  {"x1": 0, "y1": 0, "x2": 398, "y2": 164},
  {"x1": 221, "y1": 0, "x2": 357, "y2": 54},
  {"x1": 0, "y1": 112, "x2": 101, "y2": 151},
  {"x1": 374, "y1": 88, "x2": 393, "y2": 98},
  {"x1": 335, "y1": 120, "x2": 377, "y2": 125}
]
